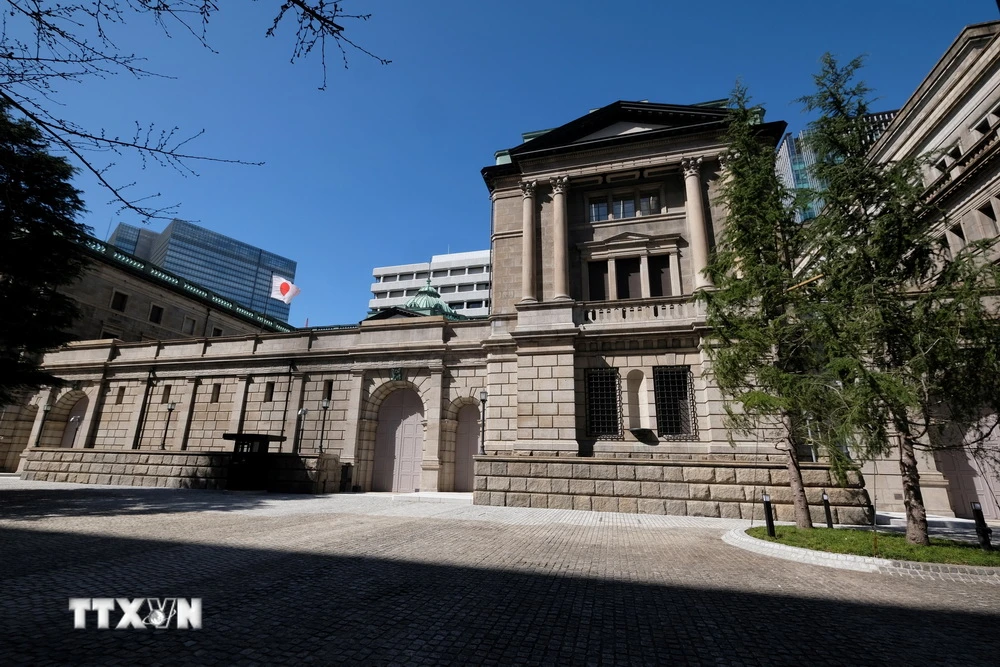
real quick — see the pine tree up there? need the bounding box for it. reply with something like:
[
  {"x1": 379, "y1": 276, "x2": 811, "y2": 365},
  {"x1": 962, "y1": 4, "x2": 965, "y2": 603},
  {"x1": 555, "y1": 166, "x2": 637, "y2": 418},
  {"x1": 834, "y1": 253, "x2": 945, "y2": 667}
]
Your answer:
[
  {"x1": 699, "y1": 86, "x2": 825, "y2": 529},
  {"x1": 801, "y1": 55, "x2": 1000, "y2": 545},
  {"x1": 0, "y1": 100, "x2": 90, "y2": 405}
]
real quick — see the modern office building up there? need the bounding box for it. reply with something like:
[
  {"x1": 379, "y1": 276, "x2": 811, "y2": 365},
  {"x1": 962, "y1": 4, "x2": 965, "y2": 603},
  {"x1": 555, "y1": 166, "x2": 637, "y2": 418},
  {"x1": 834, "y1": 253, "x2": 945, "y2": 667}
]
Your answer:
[
  {"x1": 775, "y1": 111, "x2": 898, "y2": 222},
  {"x1": 368, "y1": 250, "x2": 491, "y2": 317},
  {"x1": 109, "y1": 220, "x2": 298, "y2": 321}
]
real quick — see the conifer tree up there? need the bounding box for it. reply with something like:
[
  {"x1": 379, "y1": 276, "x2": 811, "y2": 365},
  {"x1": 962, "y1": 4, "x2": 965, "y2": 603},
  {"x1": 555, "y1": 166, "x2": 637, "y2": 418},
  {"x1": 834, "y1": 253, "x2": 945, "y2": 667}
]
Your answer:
[
  {"x1": 699, "y1": 86, "x2": 823, "y2": 529},
  {"x1": 801, "y1": 55, "x2": 1000, "y2": 545},
  {"x1": 0, "y1": 100, "x2": 89, "y2": 405}
]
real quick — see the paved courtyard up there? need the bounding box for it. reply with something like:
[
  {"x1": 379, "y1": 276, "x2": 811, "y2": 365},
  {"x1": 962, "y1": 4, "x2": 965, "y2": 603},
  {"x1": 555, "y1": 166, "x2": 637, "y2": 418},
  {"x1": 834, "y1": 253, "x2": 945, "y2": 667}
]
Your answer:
[{"x1": 1, "y1": 478, "x2": 997, "y2": 666}]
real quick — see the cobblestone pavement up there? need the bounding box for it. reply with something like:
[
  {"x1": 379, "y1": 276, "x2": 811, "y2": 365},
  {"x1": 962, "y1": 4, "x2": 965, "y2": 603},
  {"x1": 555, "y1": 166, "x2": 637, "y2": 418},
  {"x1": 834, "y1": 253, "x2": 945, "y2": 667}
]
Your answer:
[{"x1": 1, "y1": 479, "x2": 998, "y2": 666}]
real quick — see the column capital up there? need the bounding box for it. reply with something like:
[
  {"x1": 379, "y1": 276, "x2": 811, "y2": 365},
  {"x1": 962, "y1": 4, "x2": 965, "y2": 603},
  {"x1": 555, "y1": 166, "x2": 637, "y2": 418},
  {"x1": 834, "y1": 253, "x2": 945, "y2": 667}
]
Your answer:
[
  {"x1": 717, "y1": 152, "x2": 734, "y2": 171},
  {"x1": 520, "y1": 180, "x2": 537, "y2": 198},
  {"x1": 549, "y1": 175, "x2": 569, "y2": 195},
  {"x1": 681, "y1": 157, "x2": 703, "y2": 178}
]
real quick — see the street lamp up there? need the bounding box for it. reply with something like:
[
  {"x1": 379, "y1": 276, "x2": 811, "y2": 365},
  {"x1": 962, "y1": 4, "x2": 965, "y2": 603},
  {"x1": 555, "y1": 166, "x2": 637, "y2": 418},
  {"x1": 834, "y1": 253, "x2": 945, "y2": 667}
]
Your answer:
[
  {"x1": 319, "y1": 398, "x2": 330, "y2": 454},
  {"x1": 34, "y1": 403, "x2": 52, "y2": 447},
  {"x1": 296, "y1": 408, "x2": 309, "y2": 453},
  {"x1": 478, "y1": 389, "x2": 488, "y2": 456},
  {"x1": 160, "y1": 402, "x2": 176, "y2": 450}
]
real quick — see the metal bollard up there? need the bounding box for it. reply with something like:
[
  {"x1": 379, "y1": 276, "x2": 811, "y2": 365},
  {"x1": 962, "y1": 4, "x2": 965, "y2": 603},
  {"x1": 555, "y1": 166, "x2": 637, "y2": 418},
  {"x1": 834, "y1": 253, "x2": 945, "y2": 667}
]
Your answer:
[
  {"x1": 762, "y1": 492, "x2": 776, "y2": 538},
  {"x1": 822, "y1": 489, "x2": 834, "y2": 529},
  {"x1": 971, "y1": 502, "x2": 993, "y2": 551}
]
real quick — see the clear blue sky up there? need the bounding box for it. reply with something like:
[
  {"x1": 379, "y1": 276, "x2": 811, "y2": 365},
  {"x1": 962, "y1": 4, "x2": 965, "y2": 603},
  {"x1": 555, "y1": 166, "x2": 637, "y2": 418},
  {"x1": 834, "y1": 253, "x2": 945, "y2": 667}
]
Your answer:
[{"x1": 54, "y1": 1, "x2": 994, "y2": 326}]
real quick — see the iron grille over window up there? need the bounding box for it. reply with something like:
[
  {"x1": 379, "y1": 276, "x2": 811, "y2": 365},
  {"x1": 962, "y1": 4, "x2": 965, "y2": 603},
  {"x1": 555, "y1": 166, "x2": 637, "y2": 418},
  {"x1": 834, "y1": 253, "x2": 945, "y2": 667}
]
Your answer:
[
  {"x1": 653, "y1": 366, "x2": 696, "y2": 439},
  {"x1": 586, "y1": 368, "x2": 622, "y2": 438}
]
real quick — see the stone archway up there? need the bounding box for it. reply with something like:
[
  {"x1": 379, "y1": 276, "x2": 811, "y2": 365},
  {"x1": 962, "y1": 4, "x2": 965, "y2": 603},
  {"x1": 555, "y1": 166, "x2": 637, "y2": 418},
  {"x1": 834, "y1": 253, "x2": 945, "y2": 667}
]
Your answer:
[
  {"x1": 454, "y1": 404, "x2": 479, "y2": 492},
  {"x1": 59, "y1": 395, "x2": 89, "y2": 448},
  {"x1": 39, "y1": 390, "x2": 88, "y2": 448},
  {"x1": 372, "y1": 388, "x2": 425, "y2": 492}
]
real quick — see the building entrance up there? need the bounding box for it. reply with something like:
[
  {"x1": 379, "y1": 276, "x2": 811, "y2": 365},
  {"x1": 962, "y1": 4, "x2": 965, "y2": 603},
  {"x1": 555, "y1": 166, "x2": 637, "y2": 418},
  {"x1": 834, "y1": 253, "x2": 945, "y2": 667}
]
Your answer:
[
  {"x1": 454, "y1": 404, "x2": 478, "y2": 492},
  {"x1": 372, "y1": 389, "x2": 424, "y2": 492}
]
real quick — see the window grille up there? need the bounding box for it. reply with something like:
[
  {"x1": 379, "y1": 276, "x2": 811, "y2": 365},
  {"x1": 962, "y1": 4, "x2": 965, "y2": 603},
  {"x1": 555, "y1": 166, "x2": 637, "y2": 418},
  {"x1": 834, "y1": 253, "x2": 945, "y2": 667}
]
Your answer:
[
  {"x1": 653, "y1": 366, "x2": 696, "y2": 439},
  {"x1": 586, "y1": 368, "x2": 622, "y2": 438}
]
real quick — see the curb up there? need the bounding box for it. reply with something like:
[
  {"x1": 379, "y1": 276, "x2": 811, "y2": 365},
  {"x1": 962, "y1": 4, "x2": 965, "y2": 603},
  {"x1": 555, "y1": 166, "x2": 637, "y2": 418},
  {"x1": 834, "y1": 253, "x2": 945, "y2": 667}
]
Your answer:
[{"x1": 722, "y1": 528, "x2": 1000, "y2": 584}]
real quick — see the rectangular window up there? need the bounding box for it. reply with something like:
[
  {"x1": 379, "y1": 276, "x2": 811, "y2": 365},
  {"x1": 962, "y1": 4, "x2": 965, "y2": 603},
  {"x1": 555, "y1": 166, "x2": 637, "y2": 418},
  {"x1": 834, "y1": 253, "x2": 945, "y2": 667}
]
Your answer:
[
  {"x1": 616, "y1": 257, "x2": 642, "y2": 299},
  {"x1": 323, "y1": 380, "x2": 333, "y2": 401},
  {"x1": 110, "y1": 291, "x2": 128, "y2": 312},
  {"x1": 212, "y1": 327, "x2": 223, "y2": 337},
  {"x1": 382, "y1": 275, "x2": 397, "y2": 282},
  {"x1": 148, "y1": 304, "x2": 164, "y2": 324},
  {"x1": 612, "y1": 195, "x2": 636, "y2": 219},
  {"x1": 398, "y1": 273, "x2": 414, "y2": 281},
  {"x1": 653, "y1": 366, "x2": 695, "y2": 438},
  {"x1": 639, "y1": 192, "x2": 660, "y2": 216},
  {"x1": 432, "y1": 270, "x2": 448, "y2": 278},
  {"x1": 161, "y1": 385, "x2": 172, "y2": 404},
  {"x1": 468, "y1": 266, "x2": 485, "y2": 274},
  {"x1": 264, "y1": 382, "x2": 275, "y2": 403},
  {"x1": 589, "y1": 198, "x2": 609, "y2": 223},
  {"x1": 414, "y1": 272, "x2": 429, "y2": 280},
  {"x1": 648, "y1": 255, "x2": 671, "y2": 297},
  {"x1": 440, "y1": 285, "x2": 456, "y2": 293},
  {"x1": 458, "y1": 284, "x2": 474, "y2": 292},
  {"x1": 449, "y1": 268, "x2": 466, "y2": 276},
  {"x1": 211, "y1": 383, "x2": 221, "y2": 403},
  {"x1": 586, "y1": 368, "x2": 622, "y2": 438},
  {"x1": 588, "y1": 260, "x2": 609, "y2": 301},
  {"x1": 476, "y1": 283, "x2": 490, "y2": 291},
  {"x1": 182, "y1": 317, "x2": 196, "y2": 335},
  {"x1": 404, "y1": 289, "x2": 418, "y2": 296},
  {"x1": 115, "y1": 387, "x2": 125, "y2": 405},
  {"x1": 466, "y1": 300, "x2": 483, "y2": 309}
]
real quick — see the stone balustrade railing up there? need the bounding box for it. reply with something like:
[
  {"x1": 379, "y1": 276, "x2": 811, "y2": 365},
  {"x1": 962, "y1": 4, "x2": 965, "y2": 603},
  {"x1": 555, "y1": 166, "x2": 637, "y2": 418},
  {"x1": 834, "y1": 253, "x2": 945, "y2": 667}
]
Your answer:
[{"x1": 576, "y1": 297, "x2": 707, "y2": 329}]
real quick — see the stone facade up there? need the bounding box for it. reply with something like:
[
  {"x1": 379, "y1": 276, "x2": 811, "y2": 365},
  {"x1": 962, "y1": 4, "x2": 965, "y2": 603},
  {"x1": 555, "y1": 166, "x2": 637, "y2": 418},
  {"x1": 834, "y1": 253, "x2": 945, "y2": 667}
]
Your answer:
[
  {"x1": 5, "y1": 100, "x2": 873, "y2": 522},
  {"x1": 20, "y1": 448, "x2": 341, "y2": 493},
  {"x1": 474, "y1": 457, "x2": 870, "y2": 524},
  {"x1": 865, "y1": 21, "x2": 1000, "y2": 520}
]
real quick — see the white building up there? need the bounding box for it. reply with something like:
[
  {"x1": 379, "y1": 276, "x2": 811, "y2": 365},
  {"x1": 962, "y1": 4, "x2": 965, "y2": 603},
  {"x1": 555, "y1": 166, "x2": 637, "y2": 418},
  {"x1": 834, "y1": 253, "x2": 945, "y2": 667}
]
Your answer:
[{"x1": 369, "y1": 250, "x2": 492, "y2": 317}]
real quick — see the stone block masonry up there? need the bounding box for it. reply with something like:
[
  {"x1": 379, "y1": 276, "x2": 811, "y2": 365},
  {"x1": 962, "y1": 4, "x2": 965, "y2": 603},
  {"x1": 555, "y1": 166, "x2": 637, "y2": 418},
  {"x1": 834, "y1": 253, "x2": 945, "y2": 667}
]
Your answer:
[
  {"x1": 473, "y1": 456, "x2": 871, "y2": 524},
  {"x1": 20, "y1": 448, "x2": 341, "y2": 494}
]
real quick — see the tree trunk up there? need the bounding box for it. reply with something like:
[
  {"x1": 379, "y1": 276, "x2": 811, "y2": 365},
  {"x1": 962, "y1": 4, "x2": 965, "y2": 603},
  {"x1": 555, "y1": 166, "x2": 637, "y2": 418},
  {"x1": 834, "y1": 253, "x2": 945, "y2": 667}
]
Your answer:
[
  {"x1": 782, "y1": 414, "x2": 813, "y2": 529},
  {"x1": 898, "y1": 433, "x2": 930, "y2": 546}
]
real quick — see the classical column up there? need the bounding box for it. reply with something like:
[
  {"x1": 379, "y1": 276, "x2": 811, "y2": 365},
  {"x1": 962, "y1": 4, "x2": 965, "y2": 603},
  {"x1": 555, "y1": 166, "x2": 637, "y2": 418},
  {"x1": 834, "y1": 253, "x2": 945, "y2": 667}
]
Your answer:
[
  {"x1": 607, "y1": 258, "x2": 618, "y2": 300},
  {"x1": 227, "y1": 375, "x2": 251, "y2": 435},
  {"x1": 76, "y1": 379, "x2": 105, "y2": 448},
  {"x1": 520, "y1": 180, "x2": 538, "y2": 303},
  {"x1": 170, "y1": 377, "x2": 199, "y2": 450},
  {"x1": 420, "y1": 367, "x2": 444, "y2": 492},
  {"x1": 668, "y1": 249, "x2": 682, "y2": 297},
  {"x1": 340, "y1": 369, "x2": 366, "y2": 466},
  {"x1": 281, "y1": 373, "x2": 306, "y2": 454},
  {"x1": 550, "y1": 176, "x2": 571, "y2": 300},
  {"x1": 681, "y1": 157, "x2": 714, "y2": 290},
  {"x1": 27, "y1": 387, "x2": 58, "y2": 448},
  {"x1": 639, "y1": 255, "x2": 651, "y2": 299}
]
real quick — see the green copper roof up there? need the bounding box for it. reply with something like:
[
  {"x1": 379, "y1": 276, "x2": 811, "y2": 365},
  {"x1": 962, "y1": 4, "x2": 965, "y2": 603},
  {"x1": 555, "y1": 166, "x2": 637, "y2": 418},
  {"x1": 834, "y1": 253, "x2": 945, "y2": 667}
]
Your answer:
[{"x1": 404, "y1": 280, "x2": 466, "y2": 320}]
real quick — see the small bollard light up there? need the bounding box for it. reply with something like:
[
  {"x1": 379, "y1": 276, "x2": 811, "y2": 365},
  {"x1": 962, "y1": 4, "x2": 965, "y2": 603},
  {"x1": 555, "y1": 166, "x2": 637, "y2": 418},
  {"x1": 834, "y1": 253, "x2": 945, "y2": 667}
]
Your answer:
[
  {"x1": 762, "y1": 492, "x2": 776, "y2": 538},
  {"x1": 822, "y1": 489, "x2": 834, "y2": 529},
  {"x1": 971, "y1": 501, "x2": 993, "y2": 552}
]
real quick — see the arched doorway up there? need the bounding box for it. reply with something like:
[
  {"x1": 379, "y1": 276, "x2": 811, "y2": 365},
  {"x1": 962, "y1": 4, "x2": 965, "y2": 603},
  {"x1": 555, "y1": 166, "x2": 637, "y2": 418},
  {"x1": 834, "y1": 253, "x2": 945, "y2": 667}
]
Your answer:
[
  {"x1": 454, "y1": 404, "x2": 479, "y2": 492},
  {"x1": 59, "y1": 395, "x2": 89, "y2": 448},
  {"x1": 372, "y1": 389, "x2": 424, "y2": 492}
]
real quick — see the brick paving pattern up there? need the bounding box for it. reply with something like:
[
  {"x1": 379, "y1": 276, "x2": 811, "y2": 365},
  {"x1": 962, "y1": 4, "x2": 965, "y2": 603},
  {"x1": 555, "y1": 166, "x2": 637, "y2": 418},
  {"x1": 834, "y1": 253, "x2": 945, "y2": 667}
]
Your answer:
[{"x1": 1, "y1": 478, "x2": 997, "y2": 665}]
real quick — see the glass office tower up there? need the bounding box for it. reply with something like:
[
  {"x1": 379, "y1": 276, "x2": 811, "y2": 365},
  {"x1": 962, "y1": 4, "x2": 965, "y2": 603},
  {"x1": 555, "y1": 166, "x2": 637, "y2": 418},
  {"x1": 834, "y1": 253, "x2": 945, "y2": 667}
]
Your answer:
[{"x1": 108, "y1": 220, "x2": 297, "y2": 321}]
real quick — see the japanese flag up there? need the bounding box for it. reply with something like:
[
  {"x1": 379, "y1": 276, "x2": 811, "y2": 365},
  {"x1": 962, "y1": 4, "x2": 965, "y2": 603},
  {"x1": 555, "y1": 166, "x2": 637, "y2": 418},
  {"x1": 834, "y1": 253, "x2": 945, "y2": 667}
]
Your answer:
[{"x1": 270, "y1": 275, "x2": 301, "y2": 304}]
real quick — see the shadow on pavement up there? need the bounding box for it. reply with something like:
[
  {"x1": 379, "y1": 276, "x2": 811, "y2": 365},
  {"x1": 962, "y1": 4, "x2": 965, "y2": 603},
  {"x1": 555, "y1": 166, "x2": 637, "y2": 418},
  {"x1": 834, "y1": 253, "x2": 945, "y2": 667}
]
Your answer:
[
  {"x1": 0, "y1": 486, "x2": 285, "y2": 521},
  {"x1": 0, "y1": 525, "x2": 995, "y2": 665}
]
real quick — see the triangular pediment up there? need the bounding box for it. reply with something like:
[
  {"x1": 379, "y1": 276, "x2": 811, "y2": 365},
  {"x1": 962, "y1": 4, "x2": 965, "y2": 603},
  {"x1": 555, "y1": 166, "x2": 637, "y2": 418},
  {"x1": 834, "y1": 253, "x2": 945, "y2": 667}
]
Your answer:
[
  {"x1": 509, "y1": 101, "x2": 730, "y2": 157},
  {"x1": 574, "y1": 121, "x2": 671, "y2": 143}
]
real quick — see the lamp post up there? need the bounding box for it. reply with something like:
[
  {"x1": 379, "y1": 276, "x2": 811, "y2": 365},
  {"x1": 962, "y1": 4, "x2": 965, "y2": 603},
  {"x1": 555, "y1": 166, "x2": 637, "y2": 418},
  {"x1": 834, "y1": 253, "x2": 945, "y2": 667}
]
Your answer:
[
  {"x1": 160, "y1": 402, "x2": 176, "y2": 450},
  {"x1": 296, "y1": 408, "x2": 309, "y2": 453},
  {"x1": 478, "y1": 389, "x2": 488, "y2": 456},
  {"x1": 319, "y1": 398, "x2": 330, "y2": 454},
  {"x1": 34, "y1": 403, "x2": 52, "y2": 447}
]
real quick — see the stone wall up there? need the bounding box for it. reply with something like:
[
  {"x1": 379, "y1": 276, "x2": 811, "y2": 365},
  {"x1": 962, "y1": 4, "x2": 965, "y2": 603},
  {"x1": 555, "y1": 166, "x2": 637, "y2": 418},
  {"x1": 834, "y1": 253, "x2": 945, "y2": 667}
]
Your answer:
[
  {"x1": 20, "y1": 448, "x2": 341, "y2": 493},
  {"x1": 473, "y1": 457, "x2": 872, "y2": 525}
]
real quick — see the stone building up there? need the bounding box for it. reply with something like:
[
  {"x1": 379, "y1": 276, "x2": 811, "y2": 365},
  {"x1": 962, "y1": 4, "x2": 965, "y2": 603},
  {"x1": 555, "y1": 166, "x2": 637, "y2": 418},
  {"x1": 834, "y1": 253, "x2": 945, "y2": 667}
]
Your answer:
[
  {"x1": 866, "y1": 20, "x2": 1000, "y2": 520},
  {"x1": 12, "y1": 100, "x2": 870, "y2": 523},
  {"x1": 0, "y1": 237, "x2": 291, "y2": 472}
]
